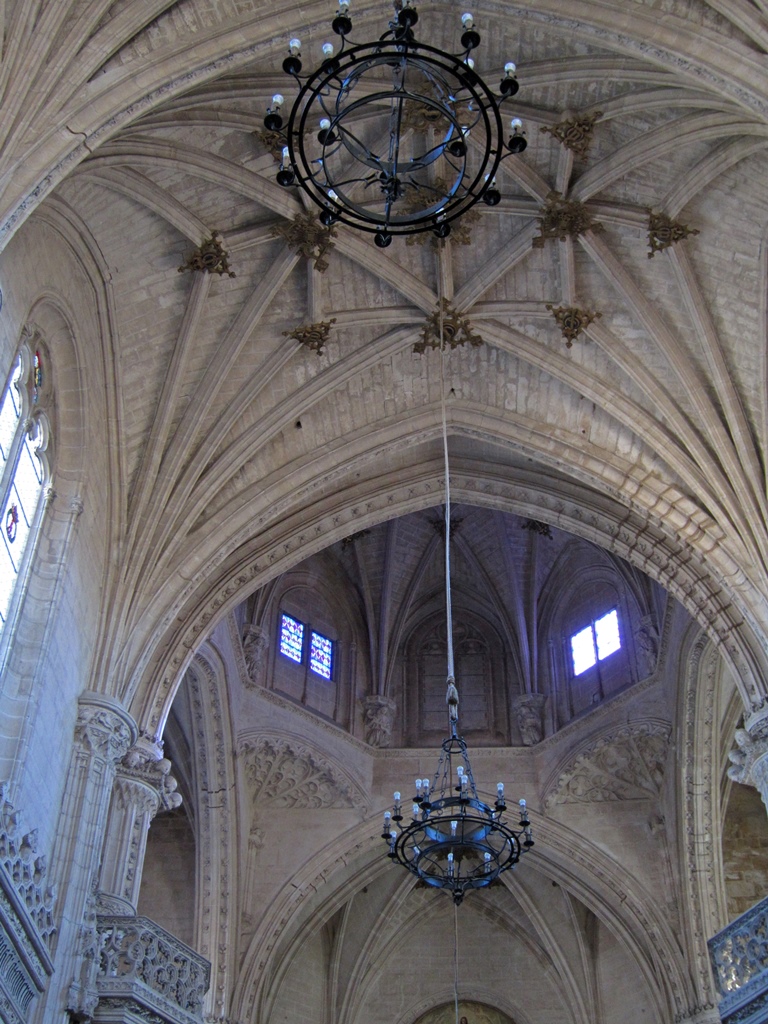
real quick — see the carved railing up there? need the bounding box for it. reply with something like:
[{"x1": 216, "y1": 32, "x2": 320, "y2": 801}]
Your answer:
[
  {"x1": 95, "y1": 915, "x2": 210, "y2": 1024},
  {"x1": 0, "y1": 786, "x2": 54, "y2": 1024},
  {"x1": 709, "y1": 895, "x2": 768, "y2": 1023}
]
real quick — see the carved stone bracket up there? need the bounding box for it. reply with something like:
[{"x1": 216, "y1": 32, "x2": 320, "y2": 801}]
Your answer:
[
  {"x1": 512, "y1": 693, "x2": 547, "y2": 746},
  {"x1": 240, "y1": 736, "x2": 366, "y2": 809},
  {"x1": 521, "y1": 518, "x2": 553, "y2": 539},
  {"x1": 545, "y1": 722, "x2": 671, "y2": 807},
  {"x1": 414, "y1": 298, "x2": 482, "y2": 353},
  {"x1": 540, "y1": 111, "x2": 603, "y2": 157},
  {"x1": 727, "y1": 728, "x2": 768, "y2": 811},
  {"x1": 272, "y1": 212, "x2": 337, "y2": 272},
  {"x1": 282, "y1": 318, "x2": 337, "y2": 355},
  {"x1": 533, "y1": 191, "x2": 603, "y2": 247},
  {"x1": 178, "y1": 232, "x2": 236, "y2": 277},
  {"x1": 647, "y1": 210, "x2": 699, "y2": 258},
  {"x1": 360, "y1": 696, "x2": 397, "y2": 748},
  {"x1": 546, "y1": 304, "x2": 602, "y2": 346}
]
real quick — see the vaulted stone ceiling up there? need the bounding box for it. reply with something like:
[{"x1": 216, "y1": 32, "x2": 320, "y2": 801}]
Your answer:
[{"x1": 3, "y1": 0, "x2": 768, "y2": 728}]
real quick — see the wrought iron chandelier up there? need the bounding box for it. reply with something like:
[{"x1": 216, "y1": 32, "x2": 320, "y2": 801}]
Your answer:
[
  {"x1": 263, "y1": 0, "x2": 527, "y2": 246},
  {"x1": 380, "y1": 347, "x2": 533, "y2": 903}
]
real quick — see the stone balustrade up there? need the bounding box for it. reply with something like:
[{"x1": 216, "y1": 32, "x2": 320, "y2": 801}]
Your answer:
[
  {"x1": 95, "y1": 915, "x2": 210, "y2": 1024},
  {"x1": 708, "y1": 895, "x2": 768, "y2": 1024}
]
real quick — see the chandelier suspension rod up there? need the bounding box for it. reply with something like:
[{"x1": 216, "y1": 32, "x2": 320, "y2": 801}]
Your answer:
[{"x1": 439, "y1": 273, "x2": 456, "y2": 690}]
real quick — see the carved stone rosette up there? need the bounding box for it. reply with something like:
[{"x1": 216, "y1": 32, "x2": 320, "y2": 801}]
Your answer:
[
  {"x1": 282, "y1": 318, "x2": 337, "y2": 356},
  {"x1": 414, "y1": 298, "x2": 482, "y2": 353},
  {"x1": 361, "y1": 696, "x2": 397, "y2": 748},
  {"x1": 647, "y1": 210, "x2": 699, "y2": 258},
  {"x1": 533, "y1": 191, "x2": 603, "y2": 247},
  {"x1": 512, "y1": 693, "x2": 547, "y2": 746},
  {"x1": 272, "y1": 212, "x2": 337, "y2": 272},
  {"x1": 546, "y1": 304, "x2": 602, "y2": 347},
  {"x1": 540, "y1": 111, "x2": 603, "y2": 157},
  {"x1": 178, "y1": 232, "x2": 236, "y2": 277},
  {"x1": 98, "y1": 743, "x2": 182, "y2": 914}
]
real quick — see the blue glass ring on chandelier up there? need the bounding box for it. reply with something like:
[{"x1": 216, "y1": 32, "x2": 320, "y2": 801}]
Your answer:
[
  {"x1": 263, "y1": 1, "x2": 528, "y2": 246},
  {"x1": 382, "y1": 687, "x2": 534, "y2": 904}
]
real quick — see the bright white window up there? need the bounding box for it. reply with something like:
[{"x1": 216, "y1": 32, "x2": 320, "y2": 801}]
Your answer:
[
  {"x1": 0, "y1": 347, "x2": 50, "y2": 636},
  {"x1": 570, "y1": 609, "x2": 620, "y2": 676}
]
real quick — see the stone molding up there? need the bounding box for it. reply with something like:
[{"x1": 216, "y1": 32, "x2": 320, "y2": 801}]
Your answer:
[
  {"x1": 94, "y1": 915, "x2": 210, "y2": 1024},
  {"x1": 0, "y1": 787, "x2": 54, "y2": 1024},
  {"x1": 239, "y1": 735, "x2": 367, "y2": 810},
  {"x1": 544, "y1": 721, "x2": 671, "y2": 807}
]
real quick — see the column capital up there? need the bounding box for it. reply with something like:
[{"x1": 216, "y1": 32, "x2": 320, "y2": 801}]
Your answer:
[
  {"x1": 75, "y1": 692, "x2": 137, "y2": 763},
  {"x1": 727, "y1": 727, "x2": 768, "y2": 809}
]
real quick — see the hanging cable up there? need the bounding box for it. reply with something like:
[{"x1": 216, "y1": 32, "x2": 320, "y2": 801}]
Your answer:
[
  {"x1": 453, "y1": 899, "x2": 460, "y2": 1024},
  {"x1": 438, "y1": 267, "x2": 458, "y2": 738}
]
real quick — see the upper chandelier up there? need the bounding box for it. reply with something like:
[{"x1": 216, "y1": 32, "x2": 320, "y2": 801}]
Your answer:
[{"x1": 263, "y1": 1, "x2": 527, "y2": 246}]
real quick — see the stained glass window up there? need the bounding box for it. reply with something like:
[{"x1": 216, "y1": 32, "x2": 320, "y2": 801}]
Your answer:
[
  {"x1": 0, "y1": 347, "x2": 50, "y2": 635},
  {"x1": 570, "y1": 609, "x2": 621, "y2": 676},
  {"x1": 310, "y1": 630, "x2": 333, "y2": 679},
  {"x1": 279, "y1": 613, "x2": 304, "y2": 663}
]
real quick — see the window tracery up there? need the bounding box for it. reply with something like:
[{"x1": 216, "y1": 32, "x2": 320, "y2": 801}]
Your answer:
[{"x1": 0, "y1": 340, "x2": 51, "y2": 638}]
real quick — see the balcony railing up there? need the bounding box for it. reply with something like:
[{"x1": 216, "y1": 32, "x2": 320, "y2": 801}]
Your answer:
[
  {"x1": 709, "y1": 895, "x2": 768, "y2": 1024},
  {"x1": 96, "y1": 915, "x2": 210, "y2": 1024}
]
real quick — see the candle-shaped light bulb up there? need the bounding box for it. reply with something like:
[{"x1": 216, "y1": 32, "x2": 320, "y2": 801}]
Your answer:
[
  {"x1": 272, "y1": 94, "x2": 284, "y2": 108},
  {"x1": 504, "y1": 61, "x2": 517, "y2": 75},
  {"x1": 484, "y1": 851, "x2": 492, "y2": 873},
  {"x1": 412, "y1": 803, "x2": 420, "y2": 817},
  {"x1": 320, "y1": 118, "x2": 331, "y2": 131},
  {"x1": 497, "y1": 782, "x2": 504, "y2": 797},
  {"x1": 339, "y1": 0, "x2": 350, "y2": 10},
  {"x1": 415, "y1": 778, "x2": 423, "y2": 796},
  {"x1": 451, "y1": 819, "x2": 458, "y2": 835},
  {"x1": 461, "y1": 12, "x2": 474, "y2": 28},
  {"x1": 394, "y1": 791, "x2": 401, "y2": 802},
  {"x1": 519, "y1": 797, "x2": 527, "y2": 810},
  {"x1": 464, "y1": 57, "x2": 475, "y2": 70},
  {"x1": 447, "y1": 851, "x2": 455, "y2": 875},
  {"x1": 327, "y1": 189, "x2": 338, "y2": 203},
  {"x1": 281, "y1": 146, "x2": 290, "y2": 165},
  {"x1": 390, "y1": 829, "x2": 397, "y2": 843},
  {"x1": 289, "y1": 38, "x2": 302, "y2": 54},
  {"x1": 422, "y1": 779, "x2": 430, "y2": 798},
  {"x1": 510, "y1": 117, "x2": 523, "y2": 131},
  {"x1": 322, "y1": 42, "x2": 335, "y2": 57},
  {"x1": 457, "y1": 765, "x2": 464, "y2": 777}
]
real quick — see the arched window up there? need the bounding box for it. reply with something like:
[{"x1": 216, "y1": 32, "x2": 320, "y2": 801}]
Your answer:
[{"x1": 0, "y1": 343, "x2": 51, "y2": 637}]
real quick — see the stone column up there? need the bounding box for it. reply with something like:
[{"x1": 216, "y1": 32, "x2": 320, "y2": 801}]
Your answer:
[
  {"x1": 727, "y1": 727, "x2": 768, "y2": 811},
  {"x1": 96, "y1": 738, "x2": 182, "y2": 915},
  {"x1": 31, "y1": 691, "x2": 136, "y2": 1024}
]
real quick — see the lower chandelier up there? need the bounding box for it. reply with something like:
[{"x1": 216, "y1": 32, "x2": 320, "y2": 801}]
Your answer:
[{"x1": 383, "y1": 691, "x2": 533, "y2": 904}]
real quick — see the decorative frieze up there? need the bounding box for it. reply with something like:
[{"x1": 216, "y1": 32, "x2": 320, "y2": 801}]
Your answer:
[
  {"x1": 272, "y1": 213, "x2": 336, "y2": 272},
  {"x1": 540, "y1": 111, "x2": 603, "y2": 157},
  {"x1": 545, "y1": 722, "x2": 671, "y2": 806},
  {"x1": 546, "y1": 303, "x2": 602, "y2": 346},
  {"x1": 177, "y1": 233, "x2": 236, "y2": 277},
  {"x1": 533, "y1": 191, "x2": 603, "y2": 247},
  {"x1": 647, "y1": 210, "x2": 699, "y2": 258},
  {"x1": 282, "y1": 318, "x2": 336, "y2": 355},
  {"x1": 414, "y1": 298, "x2": 482, "y2": 353},
  {"x1": 240, "y1": 736, "x2": 364, "y2": 809},
  {"x1": 94, "y1": 915, "x2": 210, "y2": 1024}
]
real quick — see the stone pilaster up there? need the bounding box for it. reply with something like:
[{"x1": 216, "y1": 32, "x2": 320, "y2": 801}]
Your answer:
[
  {"x1": 727, "y1": 728, "x2": 768, "y2": 812},
  {"x1": 97, "y1": 740, "x2": 182, "y2": 915},
  {"x1": 31, "y1": 692, "x2": 136, "y2": 1024}
]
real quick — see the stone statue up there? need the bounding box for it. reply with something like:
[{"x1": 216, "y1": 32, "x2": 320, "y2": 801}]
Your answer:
[
  {"x1": 635, "y1": 616, "x2": 659, "y2": 678},
  {"x1": 512, "y1": 693, "x2": 547, "y2": 746},
  {"x1": 361, "y1": 695, "x2": 397, "y2": 748},
  {"x1": 243, "y1": 623, "x2": 269, "y2": 686}
]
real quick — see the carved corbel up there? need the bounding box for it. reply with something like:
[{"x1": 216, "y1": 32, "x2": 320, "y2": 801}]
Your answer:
[{"x1": 727, "y1": 727, "x2": 768, "y2": 811}]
